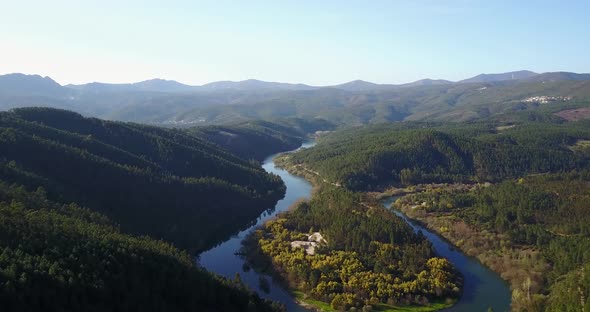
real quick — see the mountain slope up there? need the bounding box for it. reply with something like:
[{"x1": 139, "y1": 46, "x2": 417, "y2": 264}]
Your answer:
[
  {"x1": 288, "y1": 121, "x2": 590, "y2": 190},
  {"x1": 0, "y1": 179, "x2": 283, "y2": 312},
  {"x1": 192, "y1": 118, "x2": 333, "y2": 160},
  {"x1": 0, "y1": 73, "x2": 69, "y2": 97},
  {"x1": 0, "y1": 107, "x2": 287, "y2": 252}
]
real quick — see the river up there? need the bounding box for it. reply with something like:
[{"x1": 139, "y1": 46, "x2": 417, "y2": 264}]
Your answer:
[
  {"x1": 199, "y1": 141, "x2": 316, "y2": 312},
  {"x1": 199, "y1": 142, "x2": 511, "y2": 312},
  {"x1": 383, "y1": 197, "x2": 511, "y2": 312}
]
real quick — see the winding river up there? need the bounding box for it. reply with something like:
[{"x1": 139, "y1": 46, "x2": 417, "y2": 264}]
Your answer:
[
  {"x1": 199, "y1": 142, "x2": 316, "y2": 312},
  {"x1": 199, "y1": 142, "x2": 511, "y2": 312}
]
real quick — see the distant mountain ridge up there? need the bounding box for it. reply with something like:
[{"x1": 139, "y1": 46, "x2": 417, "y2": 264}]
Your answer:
[
  {"x1": 200, "y1": 79, "x2": 317, "y2": 91},
  {"x1": 399, "y1": 78, "x2": 454, "y2": 88},
  {"x1": 1, "y1": 70, "x2": 589, "y2": 126},
  {"x1": 329, "y1": 80, "x2": 393, "y2": 92},
  {"x1": 527, "y1": 71, "x2": 590, "y2": 82},
  {"x1": 458, "y1": 70, "x2": 539, "y2": 84},
  {"x1": 0, "y1": 73, "x2": 67, "y2": 96},
  {"x1": 66, "y1": 78, "x2": 197, "y2": 93},
  {"x1": 5, "y1": 70, "x2": 588, "y2": 95}
]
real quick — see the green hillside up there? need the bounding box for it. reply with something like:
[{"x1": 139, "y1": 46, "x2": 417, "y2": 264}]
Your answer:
[
  {"x1": 0, "y1": 107, "x2": 288, "y2": 252},
  {"x1": 0, "y1": 180, "x2": 283, "y2": 312},
  {"x1": 288, "y1": 120, "x2": 590, "y2": 190},
  {"x1": 192, "y1": 118, "x2": 333, "y2": 161}
]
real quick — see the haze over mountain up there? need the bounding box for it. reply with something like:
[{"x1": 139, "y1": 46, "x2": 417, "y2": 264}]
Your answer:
[
  {"x1": 200, "y1": 79, "x2": 317, "y2": 91},
  {"x1": 528, "y1": 72, "x2": 590, "y2": 82},
  {"x1": 5, "y1": 69, "x2": 586, "y2": 96},
  {"x1": 67, "y1": 78, "x2": 197, "y2": 93},
  {"x1": 68, "y1": 78, "x2": 320, "y2": 93},
  {"x1": 0, "y1": 73, "x2": 67, "y2": 97},
  {"x1": 328, "y1": 80, "x2": 392, "y2": 92},
  {"x1": 398, "y1": 78, "x2": 454, "y2": 88},
  {"x1": 458, "y1": 70, "x2": 539, "y2": 84}
]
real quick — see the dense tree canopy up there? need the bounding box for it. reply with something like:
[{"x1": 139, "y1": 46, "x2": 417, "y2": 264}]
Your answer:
[
  {"x1": 289, "y1": 121, "x2": 590, "y2": 190},
  {"x1": 190, "y1": 117, "x2": 332, "y2": 161},
  {"x1": 0, "y1": 180, "x2": 284, "y2": 312},
  {"x1": 0, "y1": 107, "x2": 333, "y2": 311},
  {"x1": 0, "y1": 107, "x2": 300, "y2": 252}
]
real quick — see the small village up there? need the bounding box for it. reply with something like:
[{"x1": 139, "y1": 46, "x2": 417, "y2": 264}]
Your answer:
[{"x1": 522, "y1": 95, "x2": 572, "y2": 104}]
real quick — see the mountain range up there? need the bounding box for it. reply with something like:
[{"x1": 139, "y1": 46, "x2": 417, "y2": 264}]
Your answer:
[
  {"x1": 1, "y1": 70, "x2": 589, "y2": 126},
  {"x1": 2, "y1": 70, "x2": 590, "y2": 95}
]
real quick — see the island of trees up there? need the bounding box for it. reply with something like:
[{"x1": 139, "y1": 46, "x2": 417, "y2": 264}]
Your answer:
[{"x1": 244, "y1": 187, "x2": 461, "y2": 311}]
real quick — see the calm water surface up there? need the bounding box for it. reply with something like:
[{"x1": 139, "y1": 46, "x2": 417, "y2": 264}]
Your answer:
[
  {"x1": 199, "y1": 142, "x2": 315, "y2": 312},
  {"x1": 199, "y1": 142, "x2": 511, "y2": 312}
]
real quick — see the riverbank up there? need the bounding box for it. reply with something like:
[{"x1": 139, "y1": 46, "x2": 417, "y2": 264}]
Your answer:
[
  {"x1": 392, "y1": 190, "x2": 546, "y2": 311},
  {"x1": 199, "y1": 148, "x2": 316, "y2": 312},
  {"x1": 274, "y1": 154, "x2": 483, "y2": 200}
]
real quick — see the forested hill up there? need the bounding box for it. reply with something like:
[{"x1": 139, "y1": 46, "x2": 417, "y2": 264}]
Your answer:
[
  {"x1": 288, "y1": 120, "x2": 590, "y2": 190},
  {"x1": 0, "y1": 179, "x2": 283, "y2": 312},
  {"x1": 0, "y1": 107, "x2": 290, "y2": 252},
  {"x1": 191, "y1": 118, "x2": 333, "y2": 161}
]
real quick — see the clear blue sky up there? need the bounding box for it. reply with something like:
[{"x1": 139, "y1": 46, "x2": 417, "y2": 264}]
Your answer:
[{"x1": 1, "y1": 0, "x2": 589, "y2": 85}]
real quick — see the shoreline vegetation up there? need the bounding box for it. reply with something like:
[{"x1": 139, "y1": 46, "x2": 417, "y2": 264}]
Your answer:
[
  {"x1": 391, "y1": 172, "x2": 590, "y2": 311},
  {"x1": 391, "y1": 189, "x2": 540, "y2": 311},
  {"x1": 242, "y1": 155, "x2": 462, "y2": 312},
  {"x1": 277, "y1": 151, "x2": 587, "y2": 311}
]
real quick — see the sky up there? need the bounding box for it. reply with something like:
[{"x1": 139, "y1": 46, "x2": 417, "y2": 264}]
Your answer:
[{"x1": 1, "y1": 0, "x2": 589, "y2": 86}]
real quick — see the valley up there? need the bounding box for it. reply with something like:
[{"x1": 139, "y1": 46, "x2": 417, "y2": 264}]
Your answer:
[
  {"x1": 0, "y1": 108, "x2": 325, "y2": 311},
  {"x1": 203, "y1": 142, "x2": 510, "y2": 312},
  {"x1": 3, "y1": 1, "x2": 590, "y2": 311},
  {"x1": 1, "y1": 70, "x2": 589, "y2": 312}
]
